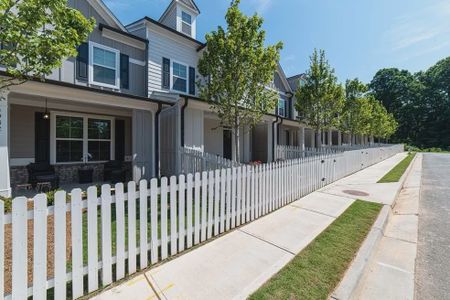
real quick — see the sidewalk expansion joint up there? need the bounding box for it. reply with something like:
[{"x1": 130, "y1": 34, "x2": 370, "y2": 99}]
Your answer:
[
  {"x1": 289, "y1": 205, "x2": 337, "y2": 219},
  {"x1": 383, "y1": 235, "x2": 417, "y2": 245},
  {"x1": 317, "y1": 191, "x2": 357, "y2": 201},
  {"x1": 144, "y1": 273, "x2": 164, "y2": 300},
  {"x1": 238, "y1": 229, "x2": 297, "y2": 256}
]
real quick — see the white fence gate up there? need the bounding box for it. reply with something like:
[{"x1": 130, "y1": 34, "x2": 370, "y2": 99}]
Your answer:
[{"x1": 0, "y1": 145, "x2": 403, "y2": 299}]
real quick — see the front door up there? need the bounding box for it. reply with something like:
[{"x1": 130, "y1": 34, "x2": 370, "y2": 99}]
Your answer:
[{"x1": 223, "y1": 129, "x2": 232, "y2": 160}]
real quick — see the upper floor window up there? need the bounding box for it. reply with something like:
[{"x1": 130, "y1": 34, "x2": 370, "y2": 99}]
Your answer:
[
  {"x1": 278, "y1": 99, "x2": 287, "y2": 117},
  {"x1": 89, "y1": 42, "x2": 120, "y2": 89},
  {"x1": 181, "y1": 11, "x2": 192, "y2": 36},
  {"x1": 172, "y1": 61, "x2": 188, "y2": 93}
]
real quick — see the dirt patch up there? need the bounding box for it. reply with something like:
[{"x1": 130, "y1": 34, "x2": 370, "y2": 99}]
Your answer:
[{"x1": 4, "y1": 210, "x2": 72, "y2": 295}]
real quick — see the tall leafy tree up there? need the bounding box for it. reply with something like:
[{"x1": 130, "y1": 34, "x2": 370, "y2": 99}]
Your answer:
[
  {"x1": 295, "y1": 49, "x2": 345, "y2": 147},
  {"x1": 198, "y1": 0, "x2": 282, "y2": 163},
  {"x1": 369, "y1": 68, "x2": 423, "y2": 144},
  {"x1": 340, "y1": 78, "x2": 368, "y2": 144},
  {"x1": 0, "y1": 0, "x2": 95, "y2": 95}
]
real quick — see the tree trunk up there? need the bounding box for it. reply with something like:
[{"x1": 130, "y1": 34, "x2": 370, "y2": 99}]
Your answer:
[{"x1": 315, "y1": 130, "x2": 322, "y2": 148}]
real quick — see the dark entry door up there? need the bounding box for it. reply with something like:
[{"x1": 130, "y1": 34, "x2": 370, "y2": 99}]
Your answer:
[{"x1": 223, "y1": 129, "x2": 232, "y2": 160}]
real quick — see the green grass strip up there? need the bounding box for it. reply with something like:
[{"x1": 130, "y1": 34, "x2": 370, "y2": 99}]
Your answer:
[
  {"x1": 377, "y1": 153, "x2": 416, "y2": 183},
  {"x1": 249, "y1": 200, "x2": 382, "y2": 300}
]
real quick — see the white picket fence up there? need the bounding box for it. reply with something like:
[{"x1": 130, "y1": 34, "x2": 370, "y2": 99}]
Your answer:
[
  {"x1": 0, "y1": 145, "x2": 403, "y2": 299},
  {"x1": 275, "y1": 143, "x2": 394, "y2": 161},
  {"x1": 179, "y1": 147, "x2": 239, "y2": 175}
]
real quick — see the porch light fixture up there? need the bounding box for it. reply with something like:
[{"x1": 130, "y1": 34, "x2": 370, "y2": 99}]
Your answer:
[{"x1": 43, "y1": 98, "x2": 49, "y2": 119}]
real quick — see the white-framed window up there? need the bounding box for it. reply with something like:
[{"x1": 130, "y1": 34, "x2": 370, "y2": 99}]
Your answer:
[
  {"x1": 171, "y1": 61, "x2": 188, "y2": 93},
  {"x1": 89, "y1": 42, "x2": 120, "y2": 89},
  {"x1": 278, "y1": 99, "x2": 287, "y2": 117},
  {"x1": 51, "y1": 112, "x2": 115, "y2": 164},
  {"x1": 181, "y1": 11, "x2": 192, "y2": 36}
]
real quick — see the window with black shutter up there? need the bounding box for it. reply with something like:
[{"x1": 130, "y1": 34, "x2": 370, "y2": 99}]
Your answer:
[
  {"x1": 120, "y1": 54, "x2": 129, "y2": 89},
  {"x1": 162, "y1": 57, "x2": 170, "y2": 90},
  {"x1": 189, "y1": 67, "x2": 196, "y2": 95},
  {"x1": 76, "y1": 42, "x2": 89, "y2": 80}
]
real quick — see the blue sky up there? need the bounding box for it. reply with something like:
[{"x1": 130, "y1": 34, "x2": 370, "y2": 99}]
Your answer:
[{"x1": 104, "y1": 0, "x2": 450, "y2": 83}]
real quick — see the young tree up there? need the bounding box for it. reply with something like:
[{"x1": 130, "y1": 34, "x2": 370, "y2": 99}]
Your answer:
[
  {"x1": 198, "y1": 0, "x2": 282, "y2": 163},
  {"x1": 0, "y1": 0, "x2": 95, "y2": 95},
  {"x1": 295, "y1": 49, "x2": 344, "y2": 147},
  {"x1": 339, "y1": 78, "x2": 369, "y2": 145}
]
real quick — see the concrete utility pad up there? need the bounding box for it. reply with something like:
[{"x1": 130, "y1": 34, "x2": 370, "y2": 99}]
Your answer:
[
  {"x1": 146, "y1": 230, "x2": 293, "y2": 300},
  {"x1": 290, "y1": 192, "x2": 354, "y2": 218},
  {"x1": 321, "y1": 182, "x2": 401, "y2": 205},
  {"x1": 352, "y1": 237, "x2": 416, "y2": 300},
  {"x1": 240, "y1": 205, "x2": 334, "y2": 254},
  {"x1": 91, "y1": 275, "x2": 157, "y2": 300}
]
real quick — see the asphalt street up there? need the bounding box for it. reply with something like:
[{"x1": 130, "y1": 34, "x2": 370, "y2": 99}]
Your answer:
[{"x1": 416, "y1": 153, "x2": 450, "y2": 300}]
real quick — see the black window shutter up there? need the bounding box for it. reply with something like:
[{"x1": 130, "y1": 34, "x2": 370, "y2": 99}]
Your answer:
[
  {"x1": 120, "y1": 54, "x2": 129, "y2": 89},
  {"x1": 115, "y1": 119, "x2": 125, "y2": 161},
  {"x1": 189, "y1": 67, "x2": 196, "y2": 95},
  {"x1": 35, "y1": 112, "x2": 50, "y2": 163},
  {"x1": 76, "y1": 42, "x2": 88, "y2": 80},
  {"x1": 162, "y1": 57, "x2": 170, "y2": 90}
]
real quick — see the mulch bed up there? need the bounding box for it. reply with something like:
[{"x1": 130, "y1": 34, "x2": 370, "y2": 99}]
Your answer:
[{"x1": 3, "y1": 201, "x2": 72, "y2": 295}]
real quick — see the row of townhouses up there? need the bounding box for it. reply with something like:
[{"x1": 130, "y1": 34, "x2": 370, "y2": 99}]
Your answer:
[{"x1": 0, "y1": 0, "x2": 368, "y2": 197}]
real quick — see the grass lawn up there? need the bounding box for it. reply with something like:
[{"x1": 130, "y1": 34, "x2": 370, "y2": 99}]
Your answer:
[
  {"x1": 378, "y1": 152, "x2": 416, "y2": 183},
  {"x1": 249, "y1": 200, "x2": 382, "y2": 300}
]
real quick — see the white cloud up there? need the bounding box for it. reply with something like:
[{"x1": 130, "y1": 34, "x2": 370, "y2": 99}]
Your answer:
[
  {"x1": 385, "y1": 0, "x2": 450, "y2": 51},
  {"x1": 249, "y1": 0, "x2": 273, "y2": 14}
]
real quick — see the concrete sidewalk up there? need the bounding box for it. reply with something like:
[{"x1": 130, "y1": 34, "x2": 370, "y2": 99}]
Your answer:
[
  {"x1": 91, "y1": 153, "x2": 408, "y2": 300},
  {"x1": 334, "y1": 153, "x2": 421, "y2": 300}
]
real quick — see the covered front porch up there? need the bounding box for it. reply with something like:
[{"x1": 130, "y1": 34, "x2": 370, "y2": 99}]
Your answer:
[{"x1": 1, "y1": 80, "x2": 159, "y2": 197}]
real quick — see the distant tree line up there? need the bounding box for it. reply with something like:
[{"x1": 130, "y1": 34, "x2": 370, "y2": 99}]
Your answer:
[
  {"x1": 369, "y1": 57, "x2": 450, "y2": 150},
  {"x1": 295, "y1": 49, "x2": 397, "y2": 146}
]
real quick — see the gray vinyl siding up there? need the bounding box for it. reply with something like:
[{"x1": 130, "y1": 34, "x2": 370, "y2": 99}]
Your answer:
[
  {"x1": 10, "y1": 105, "x2": 35, "y2": 158},
  {"x1": 9, "y1": 104, "x2": 133, "y2": 160},
  {"x1": 160, "y1": 6, "x2": 177, "y2": 30},
  {"x1": 45, "y1": 0, "x2": 147, "y2": 97},
  {"x1": 147, "y1": 28, "x2": 200, "y2": 96}
]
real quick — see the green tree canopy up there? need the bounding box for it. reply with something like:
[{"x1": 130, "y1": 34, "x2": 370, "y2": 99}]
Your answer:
[
  {"x1": 0, "y1": 0, "x2": 95, "y2": 90},
  {"x1": 295, "y1": 49, "x2": 344, "y2": 147},
  {"x1": 198, "y1": 0, "x2": 282, "y2": 162}
]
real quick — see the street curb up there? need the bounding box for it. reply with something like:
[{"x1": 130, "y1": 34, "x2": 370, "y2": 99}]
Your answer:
[{"x1": 330, "y1": 153, "x2": 417, "y2": 300}]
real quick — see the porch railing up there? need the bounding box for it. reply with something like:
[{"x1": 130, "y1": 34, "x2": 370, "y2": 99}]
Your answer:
[{"x1": 179, "y1": 147, "x2": 240, "y2": 175}]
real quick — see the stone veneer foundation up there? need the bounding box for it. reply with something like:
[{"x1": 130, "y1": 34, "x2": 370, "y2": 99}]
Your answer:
[{"x1": 10, "y1": 162, "x2": 132, "y2": 189}]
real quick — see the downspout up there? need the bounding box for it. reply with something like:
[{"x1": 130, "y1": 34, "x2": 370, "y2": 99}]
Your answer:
[
  {"x1": 154, "y1": 103, "x2": 163, "y2": 177},
  {"x1": 271, "y1": 116, "x2": 279, "y2": 162},
  {"x1": 180, "y1": 96, "x2": 189, "y2": 147}
]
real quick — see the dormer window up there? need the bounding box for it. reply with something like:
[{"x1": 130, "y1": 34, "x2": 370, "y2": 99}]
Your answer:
[{"x1": 181, "y1": 11, "x2": 192, "y2": 36}]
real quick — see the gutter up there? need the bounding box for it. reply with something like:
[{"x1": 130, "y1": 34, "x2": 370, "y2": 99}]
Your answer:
[
  {"x1": 154, "y1": 103, "x2": 163, "y2": 177},
  {"x1": 180, "y1": 96, "x2": 189, "y2": 146}
]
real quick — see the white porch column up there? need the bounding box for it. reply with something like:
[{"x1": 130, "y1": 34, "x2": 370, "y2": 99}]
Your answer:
[
  {"x1": 132, "y1": 109, "x2": 154, "y2": 181},
  {"x1": 298, "y1": 127, "x2": 305, "y2": 151},
  {"x1": 337, "y1": 131, "x2": 342, "y2": 146},
  {"x1": 328, "y1": 130, "x2": 332, "y2": 146},
  {"x1": 0, "y1": 91, "x2": 11, "y2": 197}
]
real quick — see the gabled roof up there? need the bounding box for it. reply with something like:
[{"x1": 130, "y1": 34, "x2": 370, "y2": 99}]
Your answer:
[
  {"x1": 127, "y1": 17, "x2": 205, "y2": 47},
  {"x1": 179, "y1": 0, "x2": 201, "y2": 14},
  {"x1": 287, "y1": 73, "x2": 307, "y2": 92},
  {"x1": 276, "y1": 63, "x2": 294, "y2": 94},
  {"x1": 159, "y1": 0, "x2": 201, "y2": 23},
  {"x1": 88, "y1": 0, "x2": 126, "y2": 31}
]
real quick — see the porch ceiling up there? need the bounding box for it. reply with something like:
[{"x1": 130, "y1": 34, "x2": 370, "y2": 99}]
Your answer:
[{"x1": 9, "y1": 80, "x2": 160, "y2": 112}]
